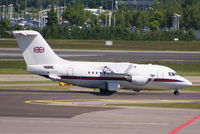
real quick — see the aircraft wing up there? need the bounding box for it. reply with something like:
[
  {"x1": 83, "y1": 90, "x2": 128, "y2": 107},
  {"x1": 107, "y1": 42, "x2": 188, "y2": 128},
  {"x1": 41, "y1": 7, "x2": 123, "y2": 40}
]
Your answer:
[{"x1": 102, "y1": 63, "x2": 134, "y2": 75}]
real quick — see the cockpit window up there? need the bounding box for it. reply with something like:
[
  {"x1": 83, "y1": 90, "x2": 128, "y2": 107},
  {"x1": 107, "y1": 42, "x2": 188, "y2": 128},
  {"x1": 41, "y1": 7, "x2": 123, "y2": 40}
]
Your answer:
[{"x1": 169, "y1": 72, "x2": 177, "y2": 76}]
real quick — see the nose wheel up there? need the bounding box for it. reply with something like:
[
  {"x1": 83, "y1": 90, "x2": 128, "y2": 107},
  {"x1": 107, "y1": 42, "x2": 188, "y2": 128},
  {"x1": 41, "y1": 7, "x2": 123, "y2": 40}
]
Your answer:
[
  {"x1": 174, "y1": 89, "x2": 179, "y2": 95},
  {"x1": 132, "y1": 89, "x2": 141, "y2": 92}
]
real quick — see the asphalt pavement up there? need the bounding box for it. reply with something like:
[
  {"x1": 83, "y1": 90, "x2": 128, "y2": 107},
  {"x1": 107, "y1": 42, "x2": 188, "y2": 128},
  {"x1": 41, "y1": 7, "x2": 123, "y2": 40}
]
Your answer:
[
  {"x1": 0, "y1": 89, "x2": 200, "y2": 134},
  {"x1": 1, "y1": 48, "x2": 200, "y2": 134},
  {"x1": 1, "y1": 48, "x2": 200, "y2": 63}
]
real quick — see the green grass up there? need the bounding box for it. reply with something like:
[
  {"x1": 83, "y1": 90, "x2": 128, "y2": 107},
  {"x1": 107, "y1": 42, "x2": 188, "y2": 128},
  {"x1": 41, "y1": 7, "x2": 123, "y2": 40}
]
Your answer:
[
  {"x1": 140, "y1": 86, "x2": 200, "y2": 92},
  {"x1": 148, "y1": 62, "x2": 200, "y2": 76},
  {"x1": 49, "y1": 40, "x2": 200, "y2": 51},
  {"x1": 0, "y1": 60, "x2": 29, "y2": 74},
  {"x1": 0, "y1": 39, "x2": 17, "y2": 48},
  {"x1": 183, "y1": 86, "x2": 200, "y2": 92},
  {"x1": 0, "y1": 60, "x2": 26, "y2": 69},
  {"x1": 0, "y1": 39, "x2": 200, "y2": 51},
  {"x1": 0, "y1": 86, "x2": 70, "y2": 90},
  {"x1": 0, "y1": 69, "x2": 29, "y2": 74},
  {"x1": 0, "y1": 60, "x2": 200, "y2": 76},
  {"x1": 0, "y1": 81, "x2": 55, "y2": 84},
  {"x1": 112, "y1": 103, "x2": 200, "y2": 109}
]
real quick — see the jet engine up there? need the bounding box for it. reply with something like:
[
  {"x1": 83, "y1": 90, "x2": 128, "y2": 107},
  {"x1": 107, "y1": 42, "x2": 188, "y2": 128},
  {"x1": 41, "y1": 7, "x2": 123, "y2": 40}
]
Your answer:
[{"x1": 131, "y1": 75, "x2": 150, "y2": 86}]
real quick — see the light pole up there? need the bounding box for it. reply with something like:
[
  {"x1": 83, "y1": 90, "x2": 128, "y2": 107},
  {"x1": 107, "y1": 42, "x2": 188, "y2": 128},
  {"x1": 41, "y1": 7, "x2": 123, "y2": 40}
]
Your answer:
[
  {"x1": 2, "y1": 5, "x2": 5, "y2": 19},
  {"x1": 112, "y1": 0, "x2": 113, "y2": 10},
  {"x1": 64, "y1": 0, "x2": 66, "y2": 7},
  {"x1": 16, "y1": 0, "x2": 20, "y2": 19},
  {"x1": 25, "y1": 0, "x2": 27, "y2": 13},
  {"x1": 172, "y1": 13, "x2": 181, "y2": 31}
]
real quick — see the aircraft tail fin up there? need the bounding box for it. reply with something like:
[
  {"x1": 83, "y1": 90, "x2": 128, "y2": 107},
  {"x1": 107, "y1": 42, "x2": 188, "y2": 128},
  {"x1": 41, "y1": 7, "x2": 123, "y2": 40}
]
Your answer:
[{"x1": 13, "y1": 30, "x2": 66, "y2": 65}]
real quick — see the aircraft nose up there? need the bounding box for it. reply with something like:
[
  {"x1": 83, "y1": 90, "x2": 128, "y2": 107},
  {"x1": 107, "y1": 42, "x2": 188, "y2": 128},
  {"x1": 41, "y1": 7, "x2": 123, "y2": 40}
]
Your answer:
[
  {"x1": 183, "y1": 79, "x2": 192, "y2": 87},
  {"x1": 186, "y1": 80, "x2": 192, "y2": 86},
  {"x1": 177, "y1": 77, "x2": 192, "y2": 88}
]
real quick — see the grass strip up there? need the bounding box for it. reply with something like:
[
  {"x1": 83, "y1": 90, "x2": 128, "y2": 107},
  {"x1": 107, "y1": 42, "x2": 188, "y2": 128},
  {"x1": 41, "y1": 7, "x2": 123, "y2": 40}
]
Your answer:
[
  {"x1": 0, "y1": 69, "x2": 30, "y2": 74},
  {"x1": 0, "y1": 86, "x2": 70, "y2": 90},
  {"x1": 134, "y1": 62, "x2": 200, "y2": 76},
  {"x1": 1, "y1": 60, "x2": 200, "y2": 76},
  {"x1": 0, "y1": 81, "x2": 55, "y2": 84},
  {"x1": 111, "y1": 103, "x2": 200, "y2": 109},
  {"x1": 0, "y1": 83, "x2": 199, "y2": 92},
  {"x1": 183, "y1": 86, "x2": 200, "y2": 92},
  {"x1": 0, "y1": 60, "x2": 29, "y2": 74},
  {"x1": 1, "y1": 39, "x2": 200, "y2": 51}
]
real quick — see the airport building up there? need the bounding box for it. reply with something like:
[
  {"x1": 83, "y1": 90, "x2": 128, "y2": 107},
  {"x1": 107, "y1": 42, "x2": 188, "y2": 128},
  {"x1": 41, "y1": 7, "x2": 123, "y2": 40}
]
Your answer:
[{"x1": 116, "y1": 0, "x2": 155, "y2": 10}]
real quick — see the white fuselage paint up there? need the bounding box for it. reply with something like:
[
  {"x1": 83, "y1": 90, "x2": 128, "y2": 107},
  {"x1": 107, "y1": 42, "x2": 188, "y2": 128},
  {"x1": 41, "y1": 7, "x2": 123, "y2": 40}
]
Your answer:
[{"x1": 27, "y1": 61, "x2": 192, "y2": 91}]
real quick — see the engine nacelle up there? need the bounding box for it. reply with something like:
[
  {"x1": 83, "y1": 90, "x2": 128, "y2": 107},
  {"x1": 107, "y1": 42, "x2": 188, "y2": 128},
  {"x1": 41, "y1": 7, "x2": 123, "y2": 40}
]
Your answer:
[{"x1": 131, "y1": 75, "x2": 150, "y2": 86}]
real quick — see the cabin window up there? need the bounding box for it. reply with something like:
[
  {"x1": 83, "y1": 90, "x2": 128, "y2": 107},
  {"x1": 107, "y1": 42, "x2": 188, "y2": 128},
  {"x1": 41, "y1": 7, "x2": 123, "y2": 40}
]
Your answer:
[
  {"x1": 88, "y1": 71, "x2": 90, "y2": 74},
  {"x1": 92, "y1": 72, "x2": 94, "y2": 74},
  {"x1": 96, "y1": 72, "x2": 98, "y2": 74}
]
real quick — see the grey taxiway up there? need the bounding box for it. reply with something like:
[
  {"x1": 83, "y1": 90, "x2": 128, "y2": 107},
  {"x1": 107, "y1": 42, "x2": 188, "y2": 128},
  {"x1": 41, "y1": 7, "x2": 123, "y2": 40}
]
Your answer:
[
  {"x1": 1, "y1": 48, "x2": 200, "y2": 63},
  {"x1": 0, "y1": 48, "x2": 200, "y2": 134},
  {"x1": 0, "y1": 89, "x2": 200, "y2": 134}
]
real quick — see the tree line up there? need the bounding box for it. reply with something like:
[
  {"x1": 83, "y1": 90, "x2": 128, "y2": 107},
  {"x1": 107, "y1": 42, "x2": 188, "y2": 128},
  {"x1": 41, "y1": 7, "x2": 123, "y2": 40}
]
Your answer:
[
  {"x1": 0, "y1": 0, "x2": 199, "y2": 40},
  {"x1": 42, "y1": 0, "x2": 199, "y2": 40},
  {"x1": 0, "y1": 0, "x2": 114, "y2": 10}
]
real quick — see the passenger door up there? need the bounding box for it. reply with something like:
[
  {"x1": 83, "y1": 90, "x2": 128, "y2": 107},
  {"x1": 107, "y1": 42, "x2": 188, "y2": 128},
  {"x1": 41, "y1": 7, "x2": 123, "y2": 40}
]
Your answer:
[{"x1": 67, "y1": 68, "x2": 74, "y2": 76}]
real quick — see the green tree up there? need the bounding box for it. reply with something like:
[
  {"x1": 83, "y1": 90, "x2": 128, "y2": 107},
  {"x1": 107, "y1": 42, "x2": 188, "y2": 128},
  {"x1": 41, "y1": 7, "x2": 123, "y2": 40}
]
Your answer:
[
  {"x1": 115, "y1": 7, "x2": 127, "y2": 27},
  {"x1": 63, "y1": 4, "x2": 85, "y2": 26},
  {"x1": 44, "y1": 8, "x2": 59, "y2": 39},
  {"x1": 0, "y1": 19, "x2": 11, "y2": 38},
  {"x1": 132, "y1": 10, "x2": 149, "y2": 28},
  {"x1": 47, "y1": 8, "x2": 58, "y2": 27},
  {"x1": 148, "y1": 10, "x2": 164, "y2": 30},
  {"x1": 182, "y1": 4, "x2": 200, "y2": 30},
  {"x1": 149, "y1": 20, "x2": 160, "y2": 30}
]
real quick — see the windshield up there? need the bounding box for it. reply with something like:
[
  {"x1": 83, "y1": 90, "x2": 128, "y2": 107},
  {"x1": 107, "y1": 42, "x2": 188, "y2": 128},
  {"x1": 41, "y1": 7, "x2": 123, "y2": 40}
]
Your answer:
[{"x1": 168, "y1": 72, "x2": 178, "y2": 76}]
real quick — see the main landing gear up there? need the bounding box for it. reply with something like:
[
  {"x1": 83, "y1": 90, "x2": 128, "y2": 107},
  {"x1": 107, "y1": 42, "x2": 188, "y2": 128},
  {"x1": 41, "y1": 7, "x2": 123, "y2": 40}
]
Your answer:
[
  {"x1": 100, "y1": 89, "x2": 116, "y2": 96},
  {"x1": 174, "y1": 89, "x2": 180, "y2": 95},
  {"x1": 132, "y1": 89, "x2": 141, "y2": 93}
]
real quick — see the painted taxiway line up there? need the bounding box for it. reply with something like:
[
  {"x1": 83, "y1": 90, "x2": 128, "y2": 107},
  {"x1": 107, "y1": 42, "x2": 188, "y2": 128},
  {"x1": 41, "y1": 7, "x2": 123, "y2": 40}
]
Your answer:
[
  {"x1": 169, "y1": 114, "x2": 200, "y2": 134},
  {"x1": 25, "y1": 99, "x2": 200, "y2": 108}
]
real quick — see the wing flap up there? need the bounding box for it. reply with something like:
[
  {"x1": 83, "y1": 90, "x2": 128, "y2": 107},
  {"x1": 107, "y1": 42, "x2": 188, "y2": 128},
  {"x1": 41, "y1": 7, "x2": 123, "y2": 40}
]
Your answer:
[{"x1": 103, "y1": 63, "x2": 135, "y2": 75}]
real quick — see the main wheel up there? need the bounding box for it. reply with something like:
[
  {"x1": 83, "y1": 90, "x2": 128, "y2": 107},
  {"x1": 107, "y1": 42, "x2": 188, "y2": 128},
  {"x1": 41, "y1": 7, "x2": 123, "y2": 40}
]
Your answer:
[
  {"x1": 99, "y1": 89, "x2": 116, "y2": 96},
  {"x1": 133, "y1": 89, "x2": 141, "y2": 92},
  {"x1": 100, "y1": 89, "x2": 107, "y2": 95},
  {"x1": 174, "y1": 90, "x2": 179, "y2": 95}
]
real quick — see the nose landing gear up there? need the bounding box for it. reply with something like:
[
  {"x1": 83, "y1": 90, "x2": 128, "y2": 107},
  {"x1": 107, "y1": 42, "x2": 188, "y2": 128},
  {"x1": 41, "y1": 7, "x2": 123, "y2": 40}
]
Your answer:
[
  {"x1": 174, "y1": 89, "x2": 179, "y2": 95},
  {"x1": 132, "y1": 89, "x2": 141, "y2": 92}
]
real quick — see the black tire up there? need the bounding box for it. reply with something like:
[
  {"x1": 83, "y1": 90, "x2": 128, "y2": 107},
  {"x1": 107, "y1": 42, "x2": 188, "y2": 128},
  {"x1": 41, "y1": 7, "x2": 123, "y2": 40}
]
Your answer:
[
  {"x1": 174, "y1": 90, "x2": 179, "y2": 95},
  {"x1": 100, "y1": 89, "x2": 106, "y2": 95},
  {"x1": 99, "y1": 89, "x2": 116, "y2": 96}
]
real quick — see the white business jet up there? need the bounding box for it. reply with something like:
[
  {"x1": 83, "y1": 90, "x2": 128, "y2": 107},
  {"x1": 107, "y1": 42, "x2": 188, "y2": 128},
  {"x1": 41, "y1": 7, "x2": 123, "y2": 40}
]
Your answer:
[{"x1": 13, "y1": 30, "x2": 192, "y2": 95}]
